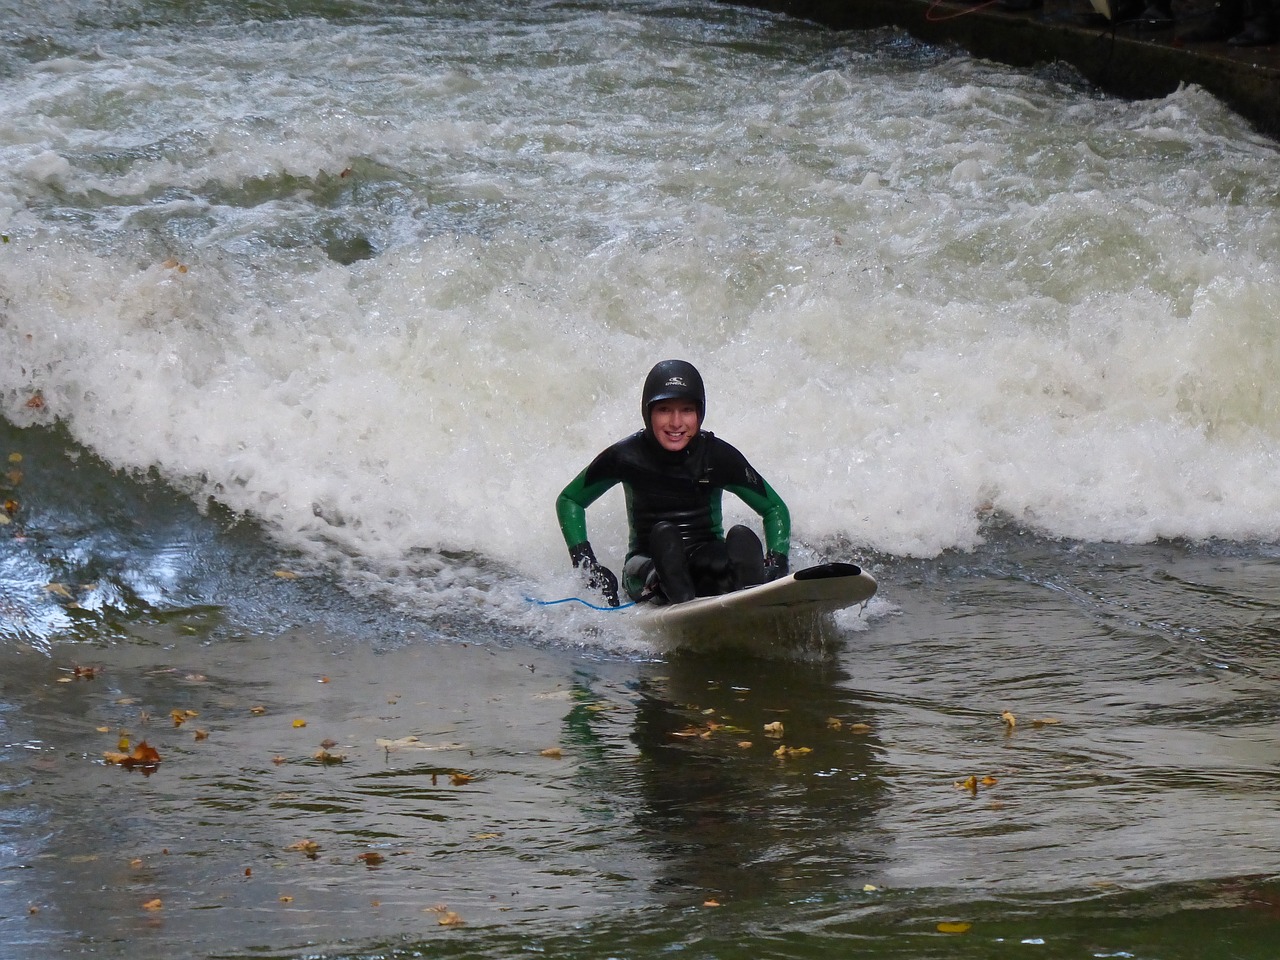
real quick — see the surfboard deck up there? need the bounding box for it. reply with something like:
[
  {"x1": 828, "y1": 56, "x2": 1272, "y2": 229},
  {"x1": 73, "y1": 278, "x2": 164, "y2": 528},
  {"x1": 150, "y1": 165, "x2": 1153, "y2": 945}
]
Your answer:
[{"x1": 642, "y1": 562, "x2": 877, "y2": 632}]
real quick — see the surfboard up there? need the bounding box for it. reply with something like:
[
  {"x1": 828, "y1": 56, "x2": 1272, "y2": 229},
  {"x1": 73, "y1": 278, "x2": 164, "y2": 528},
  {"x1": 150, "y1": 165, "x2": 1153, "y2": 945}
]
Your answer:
[{"x1": 643, "y1": 562, "x2": 877, "y2": 633}]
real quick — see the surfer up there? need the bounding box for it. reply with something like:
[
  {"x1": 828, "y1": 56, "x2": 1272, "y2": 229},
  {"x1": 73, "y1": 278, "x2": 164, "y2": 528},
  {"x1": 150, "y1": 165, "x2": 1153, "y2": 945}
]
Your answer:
[{"x1": 556, "y1": 359, "x2": 791, "y2": 607}]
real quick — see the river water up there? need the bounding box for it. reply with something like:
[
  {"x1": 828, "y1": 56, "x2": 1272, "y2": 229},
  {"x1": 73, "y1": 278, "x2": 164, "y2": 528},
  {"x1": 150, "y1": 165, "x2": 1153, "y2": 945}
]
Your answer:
[{"x1": 2, "y1": 1, "x2": 1280, "y2": 957}]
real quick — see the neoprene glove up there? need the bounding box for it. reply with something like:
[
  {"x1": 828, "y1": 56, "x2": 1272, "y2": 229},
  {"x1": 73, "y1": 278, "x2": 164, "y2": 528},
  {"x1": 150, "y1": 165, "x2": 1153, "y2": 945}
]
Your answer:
[
  {"x1": 764, "y1": 551, "x2": 789, "y2": 582},
  {"x1": 568, "y1": 541, "x2": 620, "y2": 607}
]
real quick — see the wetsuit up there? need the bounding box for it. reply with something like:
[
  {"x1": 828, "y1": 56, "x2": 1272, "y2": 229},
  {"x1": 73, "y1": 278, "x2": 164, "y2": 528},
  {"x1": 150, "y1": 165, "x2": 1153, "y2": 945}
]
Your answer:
[{"x1": 557, "y1": 430, "x2": 790, "y2": 601}]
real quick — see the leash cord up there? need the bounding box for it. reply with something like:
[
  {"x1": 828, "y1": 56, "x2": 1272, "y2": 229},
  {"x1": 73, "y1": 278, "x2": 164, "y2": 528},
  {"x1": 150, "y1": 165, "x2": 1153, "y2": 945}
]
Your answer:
[{"x1": 525, "y1": 596, "x2": 637, "y2": 611}]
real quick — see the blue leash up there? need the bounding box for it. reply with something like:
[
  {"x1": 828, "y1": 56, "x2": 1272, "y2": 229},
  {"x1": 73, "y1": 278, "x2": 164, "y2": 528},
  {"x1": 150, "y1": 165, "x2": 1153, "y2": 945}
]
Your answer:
[{"x1": 525, "y1": 595, "x2": 638, "y2": 612}]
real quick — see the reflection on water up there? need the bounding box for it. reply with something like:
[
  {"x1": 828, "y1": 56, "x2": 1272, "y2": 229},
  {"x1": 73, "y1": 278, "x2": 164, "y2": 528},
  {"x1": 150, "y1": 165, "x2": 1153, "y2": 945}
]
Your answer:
[{"x1": 4, "y1": 529, "x2": 1280, "y2": 960}]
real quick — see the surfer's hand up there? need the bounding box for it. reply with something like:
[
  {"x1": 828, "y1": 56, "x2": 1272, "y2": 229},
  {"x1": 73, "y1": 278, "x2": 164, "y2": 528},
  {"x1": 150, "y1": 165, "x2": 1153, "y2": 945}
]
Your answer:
[
  {"x1": 764, "y1": 551, "x2": 788, "y2": 582},
  {"x1": 569, "y1": 541, "x2": 621, "y2": 607}
]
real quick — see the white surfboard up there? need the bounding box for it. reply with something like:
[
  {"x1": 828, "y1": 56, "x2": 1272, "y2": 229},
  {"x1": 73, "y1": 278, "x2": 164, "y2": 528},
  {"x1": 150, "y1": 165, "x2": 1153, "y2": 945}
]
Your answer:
[{"x1": 642, "y1": 562, "x2": 877, "y2": 641}]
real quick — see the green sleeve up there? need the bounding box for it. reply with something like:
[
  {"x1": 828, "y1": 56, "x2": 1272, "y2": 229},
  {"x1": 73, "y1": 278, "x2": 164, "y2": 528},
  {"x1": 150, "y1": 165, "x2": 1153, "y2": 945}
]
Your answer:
[
  {"x1": 556, "y1": 467, "x2": 619, "y2": 550},
  {"x1": 726, "y1": 479, "x2": 790, "y2": 556}
]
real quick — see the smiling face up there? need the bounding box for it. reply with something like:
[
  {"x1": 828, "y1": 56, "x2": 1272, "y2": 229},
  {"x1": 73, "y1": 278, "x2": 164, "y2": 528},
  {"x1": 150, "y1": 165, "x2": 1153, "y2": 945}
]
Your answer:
[{"x1": 648, "y1": 399, "x2": 700, "y2": 452}]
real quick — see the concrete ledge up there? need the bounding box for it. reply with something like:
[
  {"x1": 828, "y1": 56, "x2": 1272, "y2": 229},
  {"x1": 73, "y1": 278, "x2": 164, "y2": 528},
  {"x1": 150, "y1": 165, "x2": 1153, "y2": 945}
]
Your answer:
[{"x1": 728, "y1": 0, "x2": 1280, "y2": 138}]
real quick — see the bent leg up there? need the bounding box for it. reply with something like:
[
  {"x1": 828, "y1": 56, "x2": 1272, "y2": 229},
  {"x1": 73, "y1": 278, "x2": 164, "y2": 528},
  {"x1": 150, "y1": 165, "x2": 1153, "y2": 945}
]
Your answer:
[
  {"x1": 650, "y1": 521, "x2": 696, "y2": 604},
  {"x1": 726, "y1": 524, "x2": 765, "y2": 590}
]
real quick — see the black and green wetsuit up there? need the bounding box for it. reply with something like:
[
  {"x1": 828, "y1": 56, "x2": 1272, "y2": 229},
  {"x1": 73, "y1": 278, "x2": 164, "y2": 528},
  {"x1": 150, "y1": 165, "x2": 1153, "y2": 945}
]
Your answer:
[{"x1": 557, "y1": 429, "x2": 790, "y2": 598}]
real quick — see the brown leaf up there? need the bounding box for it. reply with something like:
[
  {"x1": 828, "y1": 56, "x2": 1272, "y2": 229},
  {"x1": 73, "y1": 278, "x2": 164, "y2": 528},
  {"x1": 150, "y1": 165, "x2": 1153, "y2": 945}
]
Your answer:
[
  {"x1": 142, "y1": 898, "x2": 163, "y2": 911},
  {"x1": 357, "y1": 852, "x2": 385, "y2": 866},
  {"x1": 313, "y1": 748, "x2": 346, "y2": 764},
  {"x1": 105, "y1": 740, "x2": 162, "y2": 770},
  {"x1": 449, "y1": 772, "x2": 473, "y2": 786}
]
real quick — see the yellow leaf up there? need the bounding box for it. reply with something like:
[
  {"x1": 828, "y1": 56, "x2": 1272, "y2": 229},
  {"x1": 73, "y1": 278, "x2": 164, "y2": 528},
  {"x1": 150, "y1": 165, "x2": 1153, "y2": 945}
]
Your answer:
[
  {"x1": 955, "y1": 775, "x2": 979, "y2": 794},
  {"x1": 292, "y1": 718, "x2": 307, "y2": 728},
  {"x1": 273, "y1": 569, "x2": 299, "y2": 579},
  {"x1": 1032, "y1": 717, "x2": 1061, "y2": 728},
  {"x1": 937, "y1": 921, "x2": 972, "y2": 934},
  {"x1": 763, "y1": 721, "x2": 784, "y2": 738},
  {"x1": 437, "y1": 910, "x2": 464, "y2": 926},
  {"x1": 449, "y1": 772, "x2": 473, "y2": 785},
  {"x1": 279, "y1": 895, "x2": 294, "y2": 903},
  {"x1": 7, "y1": 453, "x2": 21, "y2": 463},
  {"x1": 539, "y1": 747, "x2": 563, "y2": 758},
  {"x1": 1000, "y1": 711, "x2": 1017, "y2": 729},
  {"x1": 703, "y1": 898, "x2": 722, "y2": 907},
  {"x1": 847, "y1": 722, "x2": 873, "y2": 734},
  {"x1": 286, "y1": 839, "x2": 320, "y2": 854},
  {"x1": 44, "y1": 583, "x2": 73, "y2": 598},
  {"x1": 863, "y1": 884, "x2": 878, "y2": 892},
  {"x1": 142, "y1": 899, "x2": 163, "y2": 911}
]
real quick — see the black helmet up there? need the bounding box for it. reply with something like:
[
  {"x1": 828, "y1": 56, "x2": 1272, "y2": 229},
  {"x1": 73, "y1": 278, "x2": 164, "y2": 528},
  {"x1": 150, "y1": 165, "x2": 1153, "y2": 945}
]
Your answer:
[{"x1": 641, "y1": 359, "x2": 705, "y2": 429}]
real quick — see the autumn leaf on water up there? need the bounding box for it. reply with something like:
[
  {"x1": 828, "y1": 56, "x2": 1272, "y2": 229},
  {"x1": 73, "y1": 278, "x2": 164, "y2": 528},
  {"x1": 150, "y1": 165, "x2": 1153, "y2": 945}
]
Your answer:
[
  {"x1": 313, "y1": 748, "x2": 346, "y2": 765},
  {"x1": 1000, "y1": 711, "x2": 1017, "y2": 730},
  {"x1": 193, "y1": 729, "x2": 209, "y2": 741},
  {"x1": 763, "y1": 721, "x2": 785, "y2": 738},
  {"x1": 937, "y1": 921, "x2": 972, "y2": 934},
  {"x1": 291, "y1": 718, "x2": 307, "y2": 728},
  {"x1": 170, "y1": 709, "x2": 197, "y2": 727},
  {"x1": 250, "y1": 706, "x2": 267, "y2": 716},
  {"x1": 539, "y1": 747, "x2": 563, "y2": 758},
  {"x1": 773, "y1": 744, "x2": 812, "y2": 760},
  {"x1": 1031, "y1": 717, "x2": 1061, "y2": 728},
  {"x1": 449, "y1": 772, "x2": 473, "y2": 786},
  {"x1": 357, "y1": 852, "x2": 385, "y2": 867},
  {"x1": 286, "y1": 839, "x2": 321, "y2": 857},
  {"x1": 142, "y1": 898, "x2": 163, "y2": 911},
  {"x1": 426, "y1": 905, "x2": 465, "y2": 926},
  {"x1": 104, "y1": 740, "x2": 162, "y2": 771}
]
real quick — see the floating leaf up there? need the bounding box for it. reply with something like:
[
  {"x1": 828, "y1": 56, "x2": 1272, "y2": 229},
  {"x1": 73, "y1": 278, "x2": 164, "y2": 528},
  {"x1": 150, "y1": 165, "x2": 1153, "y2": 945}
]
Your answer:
[
  {"x1": 763, "y1": 721, "x2": 785, "y2": 738},
  {"x1": 44, "y1": 583, "x2": 73, "y2": 599},
  {"x1": 193, "y1": 729, "x2": 209, "y2": 741},
  {"x1": 937, "y1": 921, "x2": 972, "y2": 934},
  {"x1": 449, "y1": 772, "x2": 473, "y2": 786},
  {"x1": 104, "y1": 740, "x2": 162, "y2": 770},
  {"x1": 703, "y1": 898, "x2": 722, "y2": 907},
  {"x1": 437, "y1": 911, "x2": 464, "y2": 926},
  {"x1": 1031, "y1": 717, "x2": 1061, "y2": 728},
  {"x1": 737, "y1": 740, "x2": 753, "y2": 749},
  {"x1": 25, "y1": 392, "x2": 44, "y2": 410},
  {"x1": 826, "y1": 717, "x2": 843, "y2": 730},
  {"x1": 273, "y1": 569, "x2": 299, "y2": 579},
  {"x1": 286, "y1": 839, "x2": 321, "y2": 854},
  {"x1": 292, "y1": 718, "x2": 307, "y2": 728},
  {"x1": 142, "y1": 898, "x2": 163, "y2": 911},
  {"x1": 773, "y1": 744, "x2": 812, "y2": 760},
  {"x1": 250, "y1": 706, "x2": 267, "y2": 715},
  {"x1": 313, "y1": 748, "x2": 346, "y2": 764},
  {"x1": 279, "y1": 895, "x2": 294, "y2": 903},
  {"x1": 847, "y1": 722, "x2": 873, "y2": 734},
  {"x1": 539, "y1": 747, "x2": 563, "y2": 758},
  {"x1": 1000, "y1": 711, "x2": 1017, "y2": 729},
  {"x1": 170, "y1": 709, "x2": 197, "y2": 726},
  {"x1": 357, "y1": 852, "x2": 386, "y2": 866},
  {"x1": 955, "y1": 775, "x2": 979, "y2": 795}
]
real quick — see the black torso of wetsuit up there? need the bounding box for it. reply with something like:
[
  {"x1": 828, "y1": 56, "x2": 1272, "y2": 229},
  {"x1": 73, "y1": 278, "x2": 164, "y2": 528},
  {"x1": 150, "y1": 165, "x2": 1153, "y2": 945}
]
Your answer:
[{"x1": 579, "y1": 430, "x2": 765, "y2": 558}]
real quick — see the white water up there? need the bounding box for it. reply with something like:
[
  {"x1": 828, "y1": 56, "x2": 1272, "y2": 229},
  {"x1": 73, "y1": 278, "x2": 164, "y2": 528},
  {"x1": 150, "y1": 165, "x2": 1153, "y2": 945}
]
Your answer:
[{"x1": 3, "y1": 0, "x2": 1280, "y2": 626}]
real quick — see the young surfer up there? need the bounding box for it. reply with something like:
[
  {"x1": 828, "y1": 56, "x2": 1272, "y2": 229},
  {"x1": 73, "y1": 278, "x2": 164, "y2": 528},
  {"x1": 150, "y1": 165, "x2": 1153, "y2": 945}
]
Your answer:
[{"x1": 556, "y1": 359, "x2": 791, "y2": 606}]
